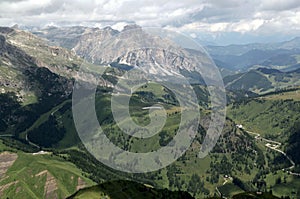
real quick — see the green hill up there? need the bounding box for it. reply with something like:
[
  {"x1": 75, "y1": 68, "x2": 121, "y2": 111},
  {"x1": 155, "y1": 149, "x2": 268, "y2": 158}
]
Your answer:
[
  {"x1": 224, "y1": 69, "x2": 300, "y2": 94},
  {"x1": 67, "y1": 180, "x2": 194, "y2": 199},
  {"x1": 228, "y1": 97, "x2": 300, "y2": 139},
  {"x1": 0, "y1": 140, "x2": 95, "y2": 199}
]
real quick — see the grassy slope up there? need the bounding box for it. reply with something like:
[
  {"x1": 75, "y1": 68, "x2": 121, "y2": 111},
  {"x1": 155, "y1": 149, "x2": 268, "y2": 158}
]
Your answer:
[
  {"x1": 227, "y1": 99, "x2": 300, "y2": 138},
  {"x1": 19, "y1": 86, "x2": 261, "y2": 197},
  {"x1": 225, "y1": 70, "x2": 300, "y2": 95},
  {"x1": 14, "y1": 82, "x2": 300, "y2": 198},
  {"x1": 0, "y1": 140, "x2": 95, "y2": 199},
  {"x1": 227, "y1": 91, "x2": 300, "y2": 198},
  {"x1": 67, "y1": 180, "x2": 194, "y2": 199},
  {"x1": 260, "y1": 89, "x2": 300, "y2": 101}
]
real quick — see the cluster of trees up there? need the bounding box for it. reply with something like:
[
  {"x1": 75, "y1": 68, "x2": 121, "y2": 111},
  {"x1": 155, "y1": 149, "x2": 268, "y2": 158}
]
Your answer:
[
  {"x1": 286, "y1": 120, "x2": 300, "y2": 166},
  {"x1": 0, "y1": 92, "x2": 20, "y2": 132},
  {"x1": 187, "y1": 174, "x2": 209, "y2": 196},
  {"x1": 232, "y1": 177, "x2": 254, "y2": 192},
  {"x1": 27, "y1": 115, "x2": 65, "y2": 147}
]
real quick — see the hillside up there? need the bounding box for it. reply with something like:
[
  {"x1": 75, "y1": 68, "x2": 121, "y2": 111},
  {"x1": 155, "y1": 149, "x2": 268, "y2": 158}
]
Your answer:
[
  {"x1": 227, "y1": 89, "x2": 300, "y2": 139},
  {"x1": 224, "y1": 68, "x2": 300, "y2": 94},
  {"x1": 67, "y1": 180, "x2": 194, "y2": 199},
  {"x1": 33, "y1": 25, "x2": 221, "y2": 85},
  {"x1": 1, "y1": 25, "x2": 300, "y2": 198},
  {"x1": 22, "y1": 84, "x2": 297, "y2": 198},
  {"x1": 0, "y1": 140, "x2": 95, "y2": 199},
  {"x1": 206, "y1": 37, "x2": 300, "y2": 72}
]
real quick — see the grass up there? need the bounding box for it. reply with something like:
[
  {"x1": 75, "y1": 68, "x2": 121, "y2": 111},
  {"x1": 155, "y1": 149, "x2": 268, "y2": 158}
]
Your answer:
[
  {"x1": 11, "y1": 81, "x2": 300, "y2": 198},
  {"x1": 21, "y1": 92, "x2": 38, "y2": 106},
  {"x1": 218, "y1": 183, "x2": 244, "y2": 197},
  {"x1": 227, "y1": 99, "x2": 300, "y2": 138},
  {"x1": 0, "y1": 139, "x2": 14, "y2": 152},
  {"x1": 260, "y1": 89, "x2": 300, "y2": 101},
  {"x1": 232, "y1": 192, "x2": 280, "y2": 199},
  {"x1": 68, "y1": 180, "x2": 193, "y2": 199},
  {"x1": 265, "y1": 171, "x2": 300, "y2": 198},
  {"x1": 0, "y1": 148, "x2": 95, "y2": 199}
]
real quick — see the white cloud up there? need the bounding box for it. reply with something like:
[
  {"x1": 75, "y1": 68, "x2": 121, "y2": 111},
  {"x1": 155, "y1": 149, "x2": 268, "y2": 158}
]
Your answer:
[
  {"x1": 111, "y1": 22, "x2": 129, "y2": 31},
  {"x1": 259, "y1": 0, "x2": 300, "y2": 11},
  {"x1": 232, "y1": 19, "x2": 265, "y2": 33},
  {"x1": 0, "y1": 0, "x2": 299, "y2": 40},
  {"x1": 0, "y1": 0, "x2": 52, "y2": 15}
]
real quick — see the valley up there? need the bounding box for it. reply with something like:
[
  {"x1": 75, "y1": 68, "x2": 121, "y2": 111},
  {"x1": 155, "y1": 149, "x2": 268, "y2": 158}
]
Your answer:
[{"x1": 1, "y1": 24, "x2": 300, "y2": 199}]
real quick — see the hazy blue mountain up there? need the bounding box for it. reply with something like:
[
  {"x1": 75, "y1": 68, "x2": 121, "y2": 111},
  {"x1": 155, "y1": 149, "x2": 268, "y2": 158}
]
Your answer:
[{"x1": 205, "y1": 37, "x2": 300, "y2": 72}]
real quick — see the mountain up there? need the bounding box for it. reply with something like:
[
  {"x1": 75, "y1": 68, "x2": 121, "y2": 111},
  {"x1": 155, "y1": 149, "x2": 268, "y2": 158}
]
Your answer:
[
  {"x1": 224, "y1": 68, "x2": 300, "y2": 94},
  {"x1": 29, "y1": 26, "x2": 300, "y2": 74},
  {"x1": 0, "y1": 26, "x2": 117, "y2": 136},
  {"x1": 206, "y1": 37, "x2": 300, "y2": 56},
  {"x1": 32, "y1": 25, "x2": 219, "y2": 83},
  {"x1": 0, "y1": 26, "x2": 77, "y2": 101},
  {"x1": 2, "y1": 25, "x2": 300, "y2": 198},
  {"x1": 0, "y1": 27, "x2": 77, "y2": 137},
  {"x1": 33, "y1": 26, "x2": 90, "y2": 49},
  {"x1": 206, "y1": 37, "x2": 300, "y2": 72}
]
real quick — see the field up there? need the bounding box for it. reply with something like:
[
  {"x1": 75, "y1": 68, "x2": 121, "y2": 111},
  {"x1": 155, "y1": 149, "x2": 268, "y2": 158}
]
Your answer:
[
  {"x1": 6, "y1": 82, "x2": 300, "y2": 198},
  {"x1": 217, "y1": 183, "x2": 243, "y2": 198},
  {"x1": 0, "y1": 140, "x2": 95, "y2": 199},
  {"x1": 227, "y1": 99, "x2": 300, "y2": 139},
  {"x1": 260, "y1": 89, "x2": 300, "y2": 101}
]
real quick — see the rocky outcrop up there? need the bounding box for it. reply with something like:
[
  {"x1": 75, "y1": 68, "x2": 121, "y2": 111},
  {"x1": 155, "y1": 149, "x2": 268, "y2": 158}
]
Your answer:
[
  {"x1": 73, "y1": 26, "x2": 119, "y2": 59},
  {"x1": 34, "y1": 25, "x2": 211, "y2": 80},
  {"x1": 0, "y1": 152, "x2": 18, "y2": 179}
]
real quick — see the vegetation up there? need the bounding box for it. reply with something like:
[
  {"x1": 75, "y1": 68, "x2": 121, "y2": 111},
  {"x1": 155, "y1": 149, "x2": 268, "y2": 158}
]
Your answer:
[
  {"x1": 67, "y1": 180, "x2": 194, "y2": 199},
  {"x1": 2, "y1": 27, "x2": 300, "y2": 198},
  {"x1": 0, "y1": 140, "x2": 95, "y2": 199},
  {"x1": 228, "y1": 98, "x2": 300, "y2": 139}
]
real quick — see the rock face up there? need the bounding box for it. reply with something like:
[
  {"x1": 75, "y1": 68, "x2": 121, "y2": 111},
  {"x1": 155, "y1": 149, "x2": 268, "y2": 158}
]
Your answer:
[
  {"x1": 34, "y1": 25, "x2": 213, "y2": 82},
  {"x1": 0, "y1": 26, "x2": 113, "y2": 101},
  {"x1": 0, "y1": 152, "x2": 18, "y2": 179},
  {"x1": 0, "y1": 152, "x2": 18, "y2": 198},
  {"x1": 0, "y1": 35, "x2": 6, "y2": 49},
  {"x1": 73, "y1": 26, "x2": 119, "y2": 59},
  {"x1": 44, "y1": 171, "x2": 58, "y2": 199}
]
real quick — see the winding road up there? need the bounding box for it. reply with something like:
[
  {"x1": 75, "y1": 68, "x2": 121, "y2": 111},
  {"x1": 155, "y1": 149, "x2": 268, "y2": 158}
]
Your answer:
[
  {"x1": 0, "y1": 134, "x2": 13, "y2": 137},
  {"x1": 25, "y1": 133, "x2": 40, "y2": 148},
  {"x1": 240, "y1": 127, "x2": 300, "y2": 176},
  {"x1": 215, "y1": 125, "x2": 300, "y2": 198}
]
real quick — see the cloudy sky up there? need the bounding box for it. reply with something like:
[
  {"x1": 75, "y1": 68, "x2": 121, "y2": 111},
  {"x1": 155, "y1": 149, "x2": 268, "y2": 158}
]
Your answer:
[{"x1": 0, "y1": 0, "x2": 300, "y2": 45}]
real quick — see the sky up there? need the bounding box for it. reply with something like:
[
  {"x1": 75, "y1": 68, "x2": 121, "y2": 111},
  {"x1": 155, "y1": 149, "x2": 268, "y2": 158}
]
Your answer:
[{"x1": 0, "y1": 0, "x2": 300, "y2": 45}]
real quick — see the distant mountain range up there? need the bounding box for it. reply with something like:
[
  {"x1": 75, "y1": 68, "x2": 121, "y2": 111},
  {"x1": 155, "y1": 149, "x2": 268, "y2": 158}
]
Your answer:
[
  {"x1": 32, "y1": 25, "x2": 300, "y2": 77},
  {"x1": 33, "y1": 25, "x2": 216, "y2": 84},
  {"x1": 224, "y1": 67, "x2": 300, "y2": 94},
  {"x1": 2, "y1": 24, "x2": 300, "y2": 101},
  {"x1": 206, "y1": 37, "x2": 300, "y2": 72}
]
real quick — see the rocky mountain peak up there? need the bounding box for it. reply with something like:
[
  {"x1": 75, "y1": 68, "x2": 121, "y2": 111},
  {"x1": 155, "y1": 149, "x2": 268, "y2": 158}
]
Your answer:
[
  {"x1": 0, "y1": 27, "x2": 14, "y2": 35},
  {"x1": 103, "y1": 26, "x2": 117, "y2": 32},
  {"x1": 0, "y1": 34, "x2": 6, "y2": 48},
  {"x1": 11, "y1": 24, "x2": 19, "y2": 29},
  {"x1": 122, "y1": 24, "x2": 142, "y2": 32}
]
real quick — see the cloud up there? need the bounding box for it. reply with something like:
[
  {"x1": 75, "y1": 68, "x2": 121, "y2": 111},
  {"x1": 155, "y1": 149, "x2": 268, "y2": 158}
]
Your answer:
[
  {"x1": 0, "y1": 0, "x2": 299, "y2": 41},
  {"x1": 0, "y1": 0, "x2": 52, "y2": 16},
  {"x1": 259, "y1": 0, "x2": 300, "y2": 11}
]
